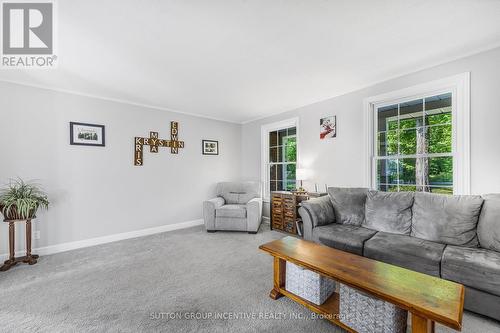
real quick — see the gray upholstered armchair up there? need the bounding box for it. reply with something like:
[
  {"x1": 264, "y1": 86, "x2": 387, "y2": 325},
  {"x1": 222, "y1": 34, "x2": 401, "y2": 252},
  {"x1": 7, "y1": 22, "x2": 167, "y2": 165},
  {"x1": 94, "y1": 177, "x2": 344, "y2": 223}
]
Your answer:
[{"x1": 203, "y1": 182, "x2": 262, "y2": 233}]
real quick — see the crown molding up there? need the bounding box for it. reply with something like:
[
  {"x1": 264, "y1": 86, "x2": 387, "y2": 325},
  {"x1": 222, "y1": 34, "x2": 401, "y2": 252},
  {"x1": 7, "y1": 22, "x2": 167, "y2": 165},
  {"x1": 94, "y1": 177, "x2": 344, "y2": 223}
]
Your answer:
[{"x1": 0, "y1": 78, "x2": 241, "y2": 125}]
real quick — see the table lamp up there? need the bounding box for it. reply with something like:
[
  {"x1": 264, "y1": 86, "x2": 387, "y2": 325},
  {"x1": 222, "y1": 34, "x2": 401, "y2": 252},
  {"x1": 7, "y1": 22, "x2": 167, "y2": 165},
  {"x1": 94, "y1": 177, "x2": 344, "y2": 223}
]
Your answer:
[{"x1": 296, "y1": 168, "x2": 308, "y2": 192}]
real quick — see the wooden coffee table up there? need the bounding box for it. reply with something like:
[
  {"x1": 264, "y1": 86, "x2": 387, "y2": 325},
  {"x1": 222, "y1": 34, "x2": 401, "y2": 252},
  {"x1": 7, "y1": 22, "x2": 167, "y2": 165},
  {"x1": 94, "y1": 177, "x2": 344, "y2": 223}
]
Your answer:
[{"x1": 259, "y1": 236, "x2": 464, "y2": 333}]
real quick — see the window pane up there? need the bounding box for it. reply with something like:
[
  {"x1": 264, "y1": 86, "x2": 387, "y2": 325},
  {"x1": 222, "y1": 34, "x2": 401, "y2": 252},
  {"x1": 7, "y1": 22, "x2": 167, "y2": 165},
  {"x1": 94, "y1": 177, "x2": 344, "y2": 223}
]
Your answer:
[
  {"x1": 377, "y1": 130, "x2": 399, "y2": 156},
  {"x1": 427, "y1": 124, "x2": 452, "y2": 153},
  {"x1": 269, "y1": 131, "x2": 278, "y2": 147},
  {"x1": 387, "y1": 185, "x2": 399, "y2": 192},
  {"x1": 377, "y1": 159, "x2": 398, "y2": 185},
  {"x1": 275, "y1": 147, "x2": 283, "y2": 162},
  {"x1": 286, "y1": 163, "x2": 296, "y2": 181},
  {"x1": 400, "y1": 99, "x2": 423, "y2": 129},
  {"x1": 425, "y1": 93, "x2": 452, "y2": 125},
  {"x1": 275, "y1": 181, "x2": 284, "y2": 191},
  {"x1": 399, "y1": 158, "x2": 416, "y2": 185},
  {"x1": 377, "y1": 104, "x2": 398, "y2": 132},
  {"x1": 386, "y1": 130, "x2": 399, "y2": 155},
  {"x1": 270, "y1": 165, "x2": 277, "y2": 182},
  {"x1": 285, "y1": 181, "x2": 296, "y2": 191},
  {"x1": 399, "y1": 185, "x2": 417, "y2": 192},
  {"x1": 377, "y1": 132, "x2": 385, "y2": 156},
  {"x1": 427, "y1": 112, "x2": 452, "y2": 126},
  {"x1": 399, "y1": 129, "x2": 417, "y2": 155},
  {"x1": 287, "y1": 127, "x2": 296, "y2": 136},
  {"x1": 278, "y1": 129, "x2": 287, "y2": 145},
  {"x1": 429, "y1": 156, "x2": 453, "y2": 187},
  {"x1": 430, "y1": 187, "x2": 453, "y2": 195},
  {"x1": 270, "y1": 147, "x2": 278, "y2": 163},
  {"x1": 284, "y1": 137, "x2": 296, "y2": 162},
  {"x1": 275, "y1": 164, "x2": 283, "y2": 182}
]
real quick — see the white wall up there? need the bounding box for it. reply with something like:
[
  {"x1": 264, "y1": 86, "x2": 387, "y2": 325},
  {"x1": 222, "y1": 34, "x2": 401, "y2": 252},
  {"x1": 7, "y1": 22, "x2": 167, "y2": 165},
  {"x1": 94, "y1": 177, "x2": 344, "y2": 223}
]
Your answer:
[
  {"x1": 241, "y1": 47, "x2": 500, "y2": 216},
  {"x1": 2, "y1": 46, "x2": 500, "y2": 249},
  {"x1": 0, "y1": 82, "x2": 241, "y2": 254}
]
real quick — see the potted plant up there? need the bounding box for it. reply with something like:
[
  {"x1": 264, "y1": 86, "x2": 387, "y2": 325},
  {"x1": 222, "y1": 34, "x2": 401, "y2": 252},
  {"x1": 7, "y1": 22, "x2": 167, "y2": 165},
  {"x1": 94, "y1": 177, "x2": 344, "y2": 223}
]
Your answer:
[{"x1": 0, "y1": 178, "x2": 49, "y2": 220}]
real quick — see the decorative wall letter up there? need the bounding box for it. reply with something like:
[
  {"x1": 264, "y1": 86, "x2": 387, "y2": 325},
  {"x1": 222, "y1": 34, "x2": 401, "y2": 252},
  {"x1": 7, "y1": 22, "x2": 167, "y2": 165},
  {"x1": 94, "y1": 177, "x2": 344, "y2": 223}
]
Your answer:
[{"x1": 134, "y1": 121, "x2": 185, "y2": 166}]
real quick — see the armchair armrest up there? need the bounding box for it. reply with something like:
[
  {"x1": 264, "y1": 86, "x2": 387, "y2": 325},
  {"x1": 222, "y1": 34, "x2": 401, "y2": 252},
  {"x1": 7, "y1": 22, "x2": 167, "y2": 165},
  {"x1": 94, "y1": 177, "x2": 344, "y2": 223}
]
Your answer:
[
  {"x1": 246, "y1": 197, "x2": 263, "y2": 232},
  {"x1": 203, "y1": 197, "x2": 225, "y2": 231},
  {"x1": 298, "y1": 196, "x2": 335, "y2": 240}
]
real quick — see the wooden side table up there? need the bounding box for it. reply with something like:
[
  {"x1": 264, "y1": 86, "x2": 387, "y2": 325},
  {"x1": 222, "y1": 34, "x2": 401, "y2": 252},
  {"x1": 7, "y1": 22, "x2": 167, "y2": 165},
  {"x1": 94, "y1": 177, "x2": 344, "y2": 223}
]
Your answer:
[
  {"x1": 1, "y1": 218, "x2": 39, "y2": 272},
  {"x1": 270, "y1": 191, "x2": 309, "y2": 235}
]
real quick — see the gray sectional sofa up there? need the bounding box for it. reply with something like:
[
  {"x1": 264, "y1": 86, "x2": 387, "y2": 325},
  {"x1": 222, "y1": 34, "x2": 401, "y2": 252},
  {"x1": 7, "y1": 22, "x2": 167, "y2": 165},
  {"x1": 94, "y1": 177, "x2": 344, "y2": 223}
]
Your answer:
[{"x1": 298, "y1": 188, "x2": 500, "y2": 321}]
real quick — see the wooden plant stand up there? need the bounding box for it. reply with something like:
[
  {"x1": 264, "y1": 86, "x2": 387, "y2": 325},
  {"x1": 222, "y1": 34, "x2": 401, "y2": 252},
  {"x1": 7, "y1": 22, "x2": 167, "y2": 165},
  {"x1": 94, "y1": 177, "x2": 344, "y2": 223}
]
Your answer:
[{"x1": 1, "y1": 218, "x2": 39, "y2": 272}]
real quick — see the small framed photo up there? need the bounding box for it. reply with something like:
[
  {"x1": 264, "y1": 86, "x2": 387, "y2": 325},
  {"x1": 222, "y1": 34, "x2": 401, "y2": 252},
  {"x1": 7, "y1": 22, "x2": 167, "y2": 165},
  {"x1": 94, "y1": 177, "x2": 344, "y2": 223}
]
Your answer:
[
  {"x1": 70, "y1": 122, "x2": 105, "y2": 146},
  {"x1": 320, "y1": 115, "x2": 336, "y2": 139},
  {"x1": 202, "y1": 140, "x2": 219, "y2": 155}
]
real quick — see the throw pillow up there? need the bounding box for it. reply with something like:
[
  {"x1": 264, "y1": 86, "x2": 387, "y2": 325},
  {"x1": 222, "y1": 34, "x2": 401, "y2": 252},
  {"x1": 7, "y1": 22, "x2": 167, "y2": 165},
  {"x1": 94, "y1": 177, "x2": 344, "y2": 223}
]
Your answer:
[
  {"x1": 477, "y1": 194, "x2": 500, "y2": 252},
  {"x1": 364, "y1": 191, "x2": 414, "y2": 235},
  {"x1": 411, "y1": 192, "x2": 483, "y2": 247},
  {"x1": 328, "y1": 187, "x2": 368, "y2": 226}
]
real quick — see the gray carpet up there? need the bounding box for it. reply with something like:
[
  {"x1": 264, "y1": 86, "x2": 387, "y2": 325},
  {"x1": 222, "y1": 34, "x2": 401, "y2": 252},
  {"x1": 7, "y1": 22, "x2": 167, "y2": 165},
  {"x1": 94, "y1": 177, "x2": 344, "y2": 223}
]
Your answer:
[{"x1": 1, "y1": 224, "x2": 499, "y2": 333}]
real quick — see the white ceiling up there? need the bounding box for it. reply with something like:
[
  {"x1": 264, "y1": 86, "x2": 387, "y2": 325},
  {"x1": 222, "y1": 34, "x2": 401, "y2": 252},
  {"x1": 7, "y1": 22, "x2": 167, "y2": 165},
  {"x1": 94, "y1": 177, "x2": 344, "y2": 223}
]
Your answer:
[{"x1": 2, "y1": 0, "x2": 500, "y2": 123}]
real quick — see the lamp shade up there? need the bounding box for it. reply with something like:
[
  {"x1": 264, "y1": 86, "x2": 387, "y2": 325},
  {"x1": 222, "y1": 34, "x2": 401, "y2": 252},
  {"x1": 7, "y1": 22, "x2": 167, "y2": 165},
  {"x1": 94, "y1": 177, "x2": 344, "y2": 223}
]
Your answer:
[{"x1": 296, "y1": 168, "x2": 308, "y2": 181}]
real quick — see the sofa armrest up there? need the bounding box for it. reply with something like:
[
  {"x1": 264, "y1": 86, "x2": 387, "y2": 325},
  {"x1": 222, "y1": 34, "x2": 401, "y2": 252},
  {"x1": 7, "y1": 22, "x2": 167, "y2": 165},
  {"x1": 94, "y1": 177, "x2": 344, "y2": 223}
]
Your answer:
[
  {"x1": 246, "y1": 197, "x2": 263, "y2": 232},
  {"x1": 298, "y1": 196, "x2": 335, "y2": 240},
  {"x1": 203, "y1": 197, "x2": 225, "y2": 231}
]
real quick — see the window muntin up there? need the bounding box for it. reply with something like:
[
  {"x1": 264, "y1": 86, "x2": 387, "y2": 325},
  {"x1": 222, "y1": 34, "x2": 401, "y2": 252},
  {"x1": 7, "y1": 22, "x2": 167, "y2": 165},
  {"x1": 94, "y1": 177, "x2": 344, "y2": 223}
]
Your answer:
[{"x1": 375, "y1": 93, "x2": 453, "y2": 194}]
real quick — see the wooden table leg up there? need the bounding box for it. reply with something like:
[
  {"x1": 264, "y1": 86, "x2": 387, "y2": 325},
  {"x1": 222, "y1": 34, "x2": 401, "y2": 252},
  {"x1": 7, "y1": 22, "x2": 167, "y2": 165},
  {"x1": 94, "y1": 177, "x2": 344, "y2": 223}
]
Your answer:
[
  {"x1": 23, "y1": 219, "x2": 37, "y2": 265},
  {"x1": 269, "y1": 257, "x2": 286, "y2": 300},
  {"x1": 412, "y1": 313, "x2": 435, "y2": 333},
  {"x1": 0, "y1": 222, "x2": 17, "y2": 271}
]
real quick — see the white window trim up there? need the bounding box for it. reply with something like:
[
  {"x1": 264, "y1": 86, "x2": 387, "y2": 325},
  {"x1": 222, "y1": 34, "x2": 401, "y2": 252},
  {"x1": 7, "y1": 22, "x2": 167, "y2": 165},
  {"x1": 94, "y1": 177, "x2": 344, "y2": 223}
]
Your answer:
[
  {"x1": 261, "y1": 117, "x2": 300, "y2": 202},
  {"x1": 363, "y1": 72, "x2": 470, "y2": 194}
]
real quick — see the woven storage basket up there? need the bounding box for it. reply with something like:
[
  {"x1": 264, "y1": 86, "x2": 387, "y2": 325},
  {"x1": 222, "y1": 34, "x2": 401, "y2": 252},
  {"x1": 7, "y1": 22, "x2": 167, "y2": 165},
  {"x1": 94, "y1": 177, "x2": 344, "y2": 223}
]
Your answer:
[
  {"x1": 285, "y1": 262, "x2": 336, "y2": 305},
  {"x1": 339, "y1": 284, "x2": 408, "y2": 333}
]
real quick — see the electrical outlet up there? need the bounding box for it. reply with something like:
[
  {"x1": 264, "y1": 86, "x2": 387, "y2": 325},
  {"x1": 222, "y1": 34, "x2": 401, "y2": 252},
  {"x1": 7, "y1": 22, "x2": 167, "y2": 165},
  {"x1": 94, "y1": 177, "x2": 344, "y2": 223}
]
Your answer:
[{"x1": 34, "y1": 231, "x2": 41, "y2": 240}]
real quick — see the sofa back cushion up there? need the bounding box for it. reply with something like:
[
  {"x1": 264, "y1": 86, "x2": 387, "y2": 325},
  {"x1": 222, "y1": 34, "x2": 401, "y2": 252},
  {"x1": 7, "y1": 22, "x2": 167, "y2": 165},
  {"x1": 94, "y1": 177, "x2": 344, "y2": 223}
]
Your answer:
[
  {"x1": 216, "y1": 182, "x2": 261, "y2": 204},
  {"x1": 328, "y1": 187, "x2": 368, "y2": 226},
  {"x1": 411, "y1": 192, "x2": 483, "y2": 247},
  {"x1": 477, "y1": 194, "x2": 500, "y2": 252},
  {"x1": 364, "y1": 191, "x2": 414, "y2": 235}
]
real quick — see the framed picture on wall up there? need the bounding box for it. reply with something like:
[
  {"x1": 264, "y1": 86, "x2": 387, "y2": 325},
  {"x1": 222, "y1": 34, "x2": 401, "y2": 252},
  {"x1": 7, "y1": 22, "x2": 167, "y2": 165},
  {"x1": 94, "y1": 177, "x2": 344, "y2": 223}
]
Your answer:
[
  {"x1": 70, "y1": 122, "x2": 105, "y2": 146},
  {"x1": 202, "y1": 140, "x2": 219, "y2": 155},
  {"x1": 320, "y1": 115, "x2": 336, "y2": 139}
]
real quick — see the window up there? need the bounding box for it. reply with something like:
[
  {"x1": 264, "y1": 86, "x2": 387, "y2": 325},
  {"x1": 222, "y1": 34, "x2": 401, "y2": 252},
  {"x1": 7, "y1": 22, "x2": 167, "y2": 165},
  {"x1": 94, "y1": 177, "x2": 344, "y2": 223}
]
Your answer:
[
  {"x1": 365, "y1": 73, "x2": 470, "y2": 195},
  {"x1": 261, "y1": 118, "x2": 299, "y2": 200},
  {"x1": 376, "y1": 93, "x2": 453, "y2": 194},
  {"x1": 269, "y1": 127, "x2": 297, "y2": 192}
]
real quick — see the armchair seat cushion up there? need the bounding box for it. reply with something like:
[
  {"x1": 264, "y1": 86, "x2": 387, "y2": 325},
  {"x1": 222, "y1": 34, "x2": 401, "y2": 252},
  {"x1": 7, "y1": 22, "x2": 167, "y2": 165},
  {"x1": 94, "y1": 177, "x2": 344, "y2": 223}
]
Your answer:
[
  {"x1": 216, "y1": 204, "x2": 247, "y2": 218},
  {"x1": 441, "y1": 246, "x2": 500, "y2": 297},
  {"x1": 312, "y1": 224, "x2": 377, "y2": 255},
  {"x1": 364, "y1": 232, "x2": 446, "y2": 277}
]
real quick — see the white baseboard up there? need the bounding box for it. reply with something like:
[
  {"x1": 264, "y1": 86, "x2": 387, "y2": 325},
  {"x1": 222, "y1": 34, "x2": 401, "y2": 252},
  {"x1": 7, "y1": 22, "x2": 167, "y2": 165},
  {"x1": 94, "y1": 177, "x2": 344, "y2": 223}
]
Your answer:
[{"x1": 0, "y1": 219, "x2": 204, "y2": 260}]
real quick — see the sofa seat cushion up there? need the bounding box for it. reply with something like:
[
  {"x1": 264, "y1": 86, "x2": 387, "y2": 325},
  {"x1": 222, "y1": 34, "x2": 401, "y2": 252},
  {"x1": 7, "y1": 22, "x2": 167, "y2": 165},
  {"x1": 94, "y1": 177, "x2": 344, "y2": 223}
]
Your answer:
[
  {"x1": 411, "y1": 192, "x2": 483, "y2": 247},
  {"x1": 441, "y1": 246, "x2": 500, "y2": 297},
  {"x1": 363, "y1": 190, "x2": 414, "y2": 235},
  {"x1": 216, "y1": 205, "x2": 246, "y2": 218},
  {"x1": 364, "y1": 232, "x2": 446, "y2": 277},
  {"x1": 312, "y1": 224, "x2": 377, "y2": 255}
]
